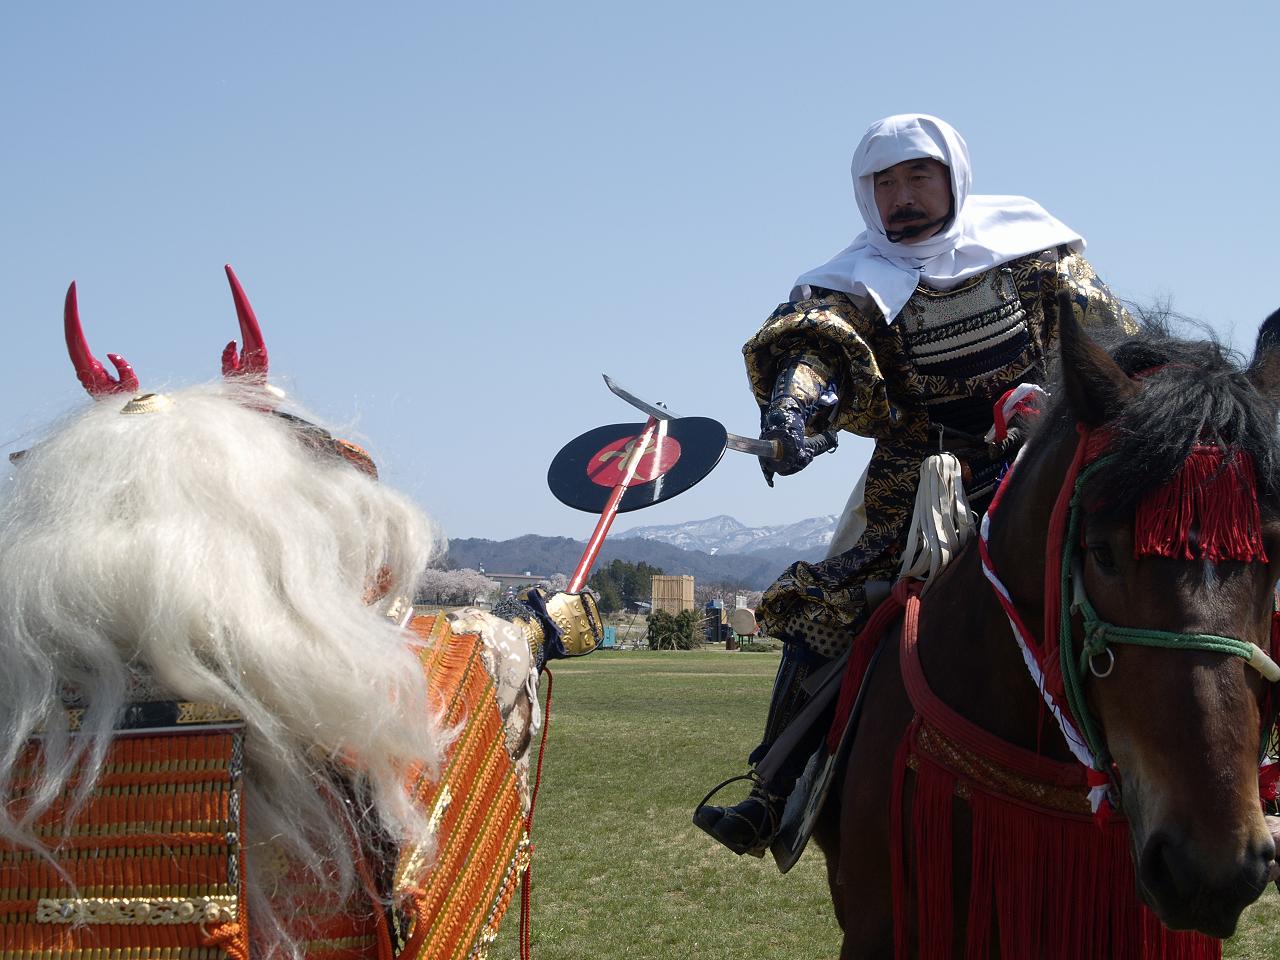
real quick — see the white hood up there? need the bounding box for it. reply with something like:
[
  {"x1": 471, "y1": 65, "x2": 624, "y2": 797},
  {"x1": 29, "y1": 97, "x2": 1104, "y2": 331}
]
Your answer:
[{"x1": 792, "y1": 113, "x2": 1083, "y2": 322}]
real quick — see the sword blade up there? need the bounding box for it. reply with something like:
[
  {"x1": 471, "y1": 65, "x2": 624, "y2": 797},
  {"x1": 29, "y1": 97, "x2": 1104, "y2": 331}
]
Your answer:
[
  {"x1": 602, "y1": 374, "x2": 781, "y2": 460},
  {"x1": 602, "y1": 374, "x2": 679, "y2": 420},
  {"x1": 725, "y1": 433, "x2": 782, "y2": 459}
]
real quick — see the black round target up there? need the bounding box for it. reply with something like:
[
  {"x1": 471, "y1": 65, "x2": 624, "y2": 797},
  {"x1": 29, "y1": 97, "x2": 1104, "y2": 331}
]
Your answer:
[{"x1": 547, "y1": 417, "x2": 727, "y2": 513}]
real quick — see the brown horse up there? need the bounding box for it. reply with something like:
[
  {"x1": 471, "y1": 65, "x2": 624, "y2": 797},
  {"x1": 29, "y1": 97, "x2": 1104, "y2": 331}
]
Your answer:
[{"x1": 814, "y1": 304, "x2": 1280, "y2": 958}]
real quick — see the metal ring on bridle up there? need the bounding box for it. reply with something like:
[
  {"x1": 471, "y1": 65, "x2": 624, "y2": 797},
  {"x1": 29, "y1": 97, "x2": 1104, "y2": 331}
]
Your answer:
[{"x1": 1088, "y1": 648, "x2": 1115, "y2": 679}]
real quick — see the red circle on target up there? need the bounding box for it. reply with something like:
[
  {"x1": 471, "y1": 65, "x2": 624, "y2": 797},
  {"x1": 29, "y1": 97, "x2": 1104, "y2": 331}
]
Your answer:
[{"x1": 587, "y1": 434, "x2": 683, "y2": 487}]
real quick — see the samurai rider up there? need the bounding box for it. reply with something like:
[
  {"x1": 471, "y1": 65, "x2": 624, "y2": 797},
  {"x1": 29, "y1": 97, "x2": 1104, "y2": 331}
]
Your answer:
[{"x1": 694, "y1": 113, "x2": 1136, "y2": 856}]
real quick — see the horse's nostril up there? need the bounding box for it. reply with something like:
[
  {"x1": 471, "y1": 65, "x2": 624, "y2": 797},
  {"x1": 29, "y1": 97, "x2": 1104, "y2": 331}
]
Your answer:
[
  {"x1": 1260, "y1": 832, "x2": 1278, "y2": 867},
  {"x1": 1251, "y1": 835, "x2": 1276, "y2": 887},
  {"x1": 1140, "y1": 831, "x2": 1196, "y2": 903}
]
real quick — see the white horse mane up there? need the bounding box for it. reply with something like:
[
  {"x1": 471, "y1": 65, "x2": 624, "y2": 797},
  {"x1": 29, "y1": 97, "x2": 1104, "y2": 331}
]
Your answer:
[{"x1": 0, "y1": 381, "x2": 444, "y2": 957}]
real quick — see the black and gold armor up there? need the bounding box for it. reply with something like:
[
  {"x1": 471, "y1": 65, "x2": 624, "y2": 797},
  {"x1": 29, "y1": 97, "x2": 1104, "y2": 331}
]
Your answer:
[{"x1": 744, "y1": 246, "x2": 1134, "y2": 658}]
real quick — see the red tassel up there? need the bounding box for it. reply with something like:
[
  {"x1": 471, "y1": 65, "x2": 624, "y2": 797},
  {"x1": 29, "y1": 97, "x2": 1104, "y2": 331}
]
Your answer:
[
  {"x1": 891, "y1": 729, "x2": 913, "y2": 960},
  {"x1": 989, "y1": 796, "x2": 1042, "y2": 960},
  {"x1": 928, "y1": 766, "x2": 1224, "y2": 960},
  {"x1": 913, "y1": 764, "x2": 955, "y2": 959},
  {"x1": 963, "y1": 792, "x2": 995, "y2": 960},
  {"x1": 1133, "y1": 447, "x2": 1266, "y2": 564}
]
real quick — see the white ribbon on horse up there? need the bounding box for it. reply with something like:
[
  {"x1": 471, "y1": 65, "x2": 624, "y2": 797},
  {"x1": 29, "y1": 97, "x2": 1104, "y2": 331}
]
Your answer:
[{"x1": 898, "y1": 452, "x2": 975, "y2": 583}]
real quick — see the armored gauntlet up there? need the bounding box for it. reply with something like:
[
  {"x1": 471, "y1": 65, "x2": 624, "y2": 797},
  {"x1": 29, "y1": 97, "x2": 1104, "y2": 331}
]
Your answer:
[
  {"x1": 495, "y1": 587, "x2": 603, "y2": 667},
  {"x1": 761, "y1": 353, "x2": 839, "y2": 486},
  {"x1": 542, "y1": 590, "x2": 604, "y2": 657}
]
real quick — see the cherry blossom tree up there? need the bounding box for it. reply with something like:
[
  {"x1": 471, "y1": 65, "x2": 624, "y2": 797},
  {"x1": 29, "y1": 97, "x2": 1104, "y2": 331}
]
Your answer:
[{"x1": 416, "y1": 567, "x2": 499, "y2": 605}]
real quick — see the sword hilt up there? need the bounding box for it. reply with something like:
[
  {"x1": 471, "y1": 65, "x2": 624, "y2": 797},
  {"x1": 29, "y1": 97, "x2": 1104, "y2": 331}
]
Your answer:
[{"x1": 801, "y1": 429, "x2": 839, "y2": 459}]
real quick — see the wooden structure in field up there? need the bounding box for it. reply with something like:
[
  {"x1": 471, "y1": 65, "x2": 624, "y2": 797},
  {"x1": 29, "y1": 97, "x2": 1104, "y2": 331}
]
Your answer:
[{"x1": 650, "y1": 574, "x2": 694, "y2": 614}]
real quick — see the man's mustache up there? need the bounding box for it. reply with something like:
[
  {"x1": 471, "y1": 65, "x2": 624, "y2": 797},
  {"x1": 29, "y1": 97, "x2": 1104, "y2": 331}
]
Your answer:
[{"x1": 889, "y1": 207, "x2": 928, "y2": 223}]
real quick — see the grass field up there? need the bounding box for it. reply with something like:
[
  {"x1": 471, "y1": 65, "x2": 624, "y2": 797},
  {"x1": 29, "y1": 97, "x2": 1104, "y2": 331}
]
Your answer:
[{"x1": 493, "y1": 650, "x2": 1279, "y2": 959}]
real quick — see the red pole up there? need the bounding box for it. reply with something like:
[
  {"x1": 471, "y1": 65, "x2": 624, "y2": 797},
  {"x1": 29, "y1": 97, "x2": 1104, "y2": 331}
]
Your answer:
[{"x1": 567, "y1": 416, "x2": 660, "y2": 593}]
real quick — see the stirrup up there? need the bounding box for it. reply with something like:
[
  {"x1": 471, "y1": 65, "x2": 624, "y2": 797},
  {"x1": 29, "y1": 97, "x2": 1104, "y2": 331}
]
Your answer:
[{"x1": 693, "y1": 772, "x2": 784, "y2": 858}]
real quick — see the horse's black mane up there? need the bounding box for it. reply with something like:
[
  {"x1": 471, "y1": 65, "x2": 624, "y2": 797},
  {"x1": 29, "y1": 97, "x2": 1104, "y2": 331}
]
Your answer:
[{"x1": 1047, "y1": 313, "x2": 1280, "y2": 515}]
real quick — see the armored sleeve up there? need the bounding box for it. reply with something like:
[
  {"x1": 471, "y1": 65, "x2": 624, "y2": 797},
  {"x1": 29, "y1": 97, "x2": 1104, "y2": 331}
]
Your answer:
[
  {"x1": 742, "y1": 292, "x2": 894, "y2": 439},
  {"x1": 1047, "y1": 249, "x2": 1137, "y2": 337}
]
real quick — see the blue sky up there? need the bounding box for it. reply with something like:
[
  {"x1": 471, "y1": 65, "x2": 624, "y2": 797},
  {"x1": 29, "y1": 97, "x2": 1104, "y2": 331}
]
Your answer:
[{"x1": 4, "y1": 3, "x2": 1278, "y2": 543}]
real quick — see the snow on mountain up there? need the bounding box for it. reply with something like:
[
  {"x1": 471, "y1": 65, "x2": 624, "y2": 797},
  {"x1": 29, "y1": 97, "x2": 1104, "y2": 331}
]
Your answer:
[{"x1": 615, "y1": 514, "x2": 836, "y2": 556}]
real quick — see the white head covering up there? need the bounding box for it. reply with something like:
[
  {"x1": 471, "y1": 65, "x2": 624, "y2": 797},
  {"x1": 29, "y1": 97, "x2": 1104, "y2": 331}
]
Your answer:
[{"x1": 792, "y1": 114, "x2": 1084, "y2": 322}]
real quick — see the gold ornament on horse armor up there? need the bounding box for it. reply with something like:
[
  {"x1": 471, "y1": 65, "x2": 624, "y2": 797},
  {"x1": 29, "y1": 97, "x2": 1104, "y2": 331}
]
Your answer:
[{"x1": 120, "y1": 392, "x2": 174, "y2": 415}]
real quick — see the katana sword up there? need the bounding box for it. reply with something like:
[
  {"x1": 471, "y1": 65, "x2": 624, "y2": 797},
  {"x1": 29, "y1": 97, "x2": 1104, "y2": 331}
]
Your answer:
[{"x1": 602, "y1": 374, "x2": 783, "y2": 460}]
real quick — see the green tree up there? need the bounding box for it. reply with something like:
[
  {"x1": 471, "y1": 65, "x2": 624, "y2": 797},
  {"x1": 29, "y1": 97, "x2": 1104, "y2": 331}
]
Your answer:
[
  {"x1": 622, "y1": 560, "x2": 663, "y2": 604},
  {"x1": 589, "y1": 558, "x2": 664, "y2": 614},
  {"x1": 591, "y1": 576, "x2": 623, "y2": 614}
]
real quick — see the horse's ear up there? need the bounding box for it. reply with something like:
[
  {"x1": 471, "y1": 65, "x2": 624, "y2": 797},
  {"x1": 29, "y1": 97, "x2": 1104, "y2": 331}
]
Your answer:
[
  {"x1": 1246, "y1": 308, "x2": 1280, "y2": 399},
  {"x1": 1056, "y1": 289, "x2": 1138, "y2": 426}
]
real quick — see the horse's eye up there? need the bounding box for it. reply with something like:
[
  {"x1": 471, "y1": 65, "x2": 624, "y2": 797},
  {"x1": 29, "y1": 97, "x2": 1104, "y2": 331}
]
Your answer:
[{"x1": 1088, "y1": 543, "x2": 1117, "y2": 572}]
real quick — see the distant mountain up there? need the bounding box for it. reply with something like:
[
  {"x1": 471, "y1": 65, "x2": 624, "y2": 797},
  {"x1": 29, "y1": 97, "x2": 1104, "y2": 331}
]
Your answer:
[
  {"x1": 443, "y1": 527, "x2": 826, "y2": 591},
  {"x1": 614, "y1": 514, "x2": 836, "y2": 556}
]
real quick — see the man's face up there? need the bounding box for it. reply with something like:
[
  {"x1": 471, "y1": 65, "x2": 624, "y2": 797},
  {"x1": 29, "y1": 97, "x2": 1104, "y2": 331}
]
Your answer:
[{"x1": 872, "y1": 158, "x2": 952, "y2": 244}]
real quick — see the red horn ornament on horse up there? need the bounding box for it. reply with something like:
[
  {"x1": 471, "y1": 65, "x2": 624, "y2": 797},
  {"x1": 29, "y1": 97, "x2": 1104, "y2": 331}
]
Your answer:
[
  {"x1": 63, "y1": 282, "x2": 140, "y2": 397},
  {"x1": 221, "y1": 264, "x2": 268, "y2": 380},
  {"x1": 63, "y1": 266, "x2": 270, "y2": 397}
]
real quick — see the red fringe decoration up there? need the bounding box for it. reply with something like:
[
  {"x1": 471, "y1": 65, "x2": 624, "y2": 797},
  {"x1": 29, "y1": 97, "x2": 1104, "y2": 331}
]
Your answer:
[
  {"x1": 898, "y1": 746, "x2": 1223, "y2": 960},
  {"x1": 913, "y1": 763, "x2": 955, "y2": 959},
  {"x1": 1133, "y1": 447, "x2": 1267, "y2": 563},
  {"x1": 891, "y1": 729, "x2": 912, "y2": 960}
]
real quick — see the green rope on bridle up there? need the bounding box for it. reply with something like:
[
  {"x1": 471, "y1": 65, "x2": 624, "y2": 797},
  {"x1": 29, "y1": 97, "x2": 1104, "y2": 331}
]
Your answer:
[
  {"x1": 1075, "y1": 601, "x2": 1260, "y2": 670},
  {"x1": 1058, "y1": 457, "x2": 1280, "y2": 786}
]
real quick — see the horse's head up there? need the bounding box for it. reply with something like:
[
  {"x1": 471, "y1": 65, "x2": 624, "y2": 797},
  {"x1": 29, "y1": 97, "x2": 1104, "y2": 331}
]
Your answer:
[
  {"x1": 1, "y1": 273, "x2": 459, "y2": 951},
  {"x1": 1041, "y1": 303, "x2": 1280, "y2": 936},
  {"x1": 1, "y1": 272, "x2": 563, "y2": 957}
]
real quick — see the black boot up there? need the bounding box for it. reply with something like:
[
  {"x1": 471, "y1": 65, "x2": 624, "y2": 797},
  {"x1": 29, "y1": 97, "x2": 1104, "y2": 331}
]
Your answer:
[
  {"x1": 692, "y1": 780, "x2": 786, "y2": 857},
  {"x1": 693, "y1": 643, "x2": 822, "y2": 856}
]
